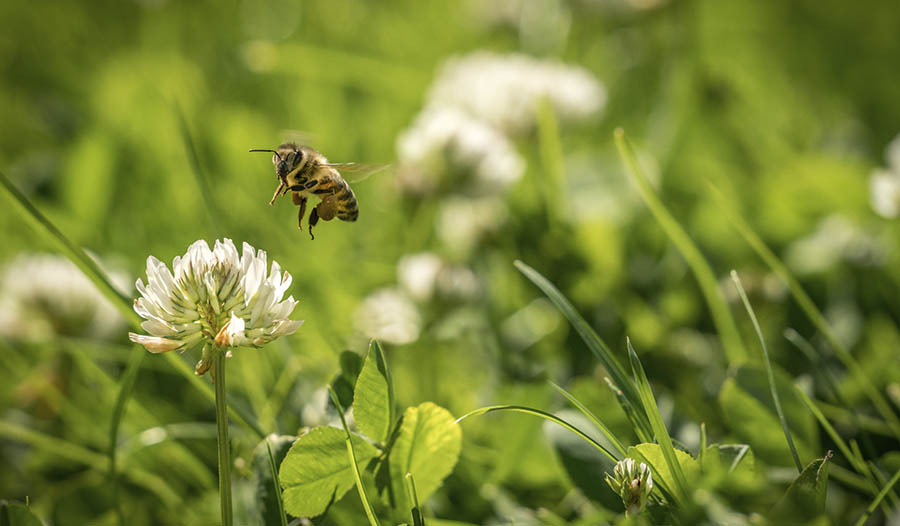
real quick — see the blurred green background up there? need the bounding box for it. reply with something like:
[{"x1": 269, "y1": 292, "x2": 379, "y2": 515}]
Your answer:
[{"x1": 2, "y1": 0, "x2": 900, "y2": 524}]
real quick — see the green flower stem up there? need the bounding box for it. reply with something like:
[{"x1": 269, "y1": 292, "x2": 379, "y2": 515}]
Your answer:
[{"x1": 214, "y1": 351, "x2": 233, "y2": 526}]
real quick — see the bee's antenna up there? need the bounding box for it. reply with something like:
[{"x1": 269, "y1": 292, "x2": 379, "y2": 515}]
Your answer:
[{"x1": 249, "y1": 148, "x2": 282, "y2": 160}]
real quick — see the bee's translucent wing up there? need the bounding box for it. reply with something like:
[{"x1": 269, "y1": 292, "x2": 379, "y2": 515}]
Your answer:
[
  {"x1": 278, "y1": 129, "x2": 317, "y2": 146},
  {"x1": 322, "y1": 162, "x2": 392, "y2": 183}
]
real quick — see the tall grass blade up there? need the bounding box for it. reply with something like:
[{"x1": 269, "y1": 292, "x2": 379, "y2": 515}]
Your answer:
[
  {"x1": 614, "y1": 129, "x2": 746, "y2": 365},
  {"x1": 265, "y1": 438, "x2": 289, "y2": 526},
  {"x1": 603, "y1": 377, "x2": 653, "y2": 442},
  {"x1": 626, "y1": 338, "x2": 689, "y2": 505},
  {"x1": 0, "y1": 170, "x2": 265, "y2": 438},
  {"x1": 405, "y1": 472, "x2": 425, "y2": 526},
  {"x1": 730, "y1": 271, "x2": 803, "y2": 473},
  {"x1": 513, "y1": 260, "x2": 646, "y2": 431},
  {"x1": 175, "y1": 105, "x2": 222, "y2": 236},
  {"x1": 108, "y1": 345, "x2": 145, "y2": 526},
  {"x1": 455, "y1": 405, "x2": 618, "y2": 462},
  {"x1": 707, "y1": 181, "x2": 900, "y2": 438},
  {"x1": 549, "y1": 381, "x2": 627, "y2": 458},
  {"x1": 536, "y1": 97, "x2": 566, "y2": 224},
  {"x1": 328, "y1": 387, "x2": 381, "y2": 526},
  {"x1": 854, "y1": 466, "x2": 900, "y2": 526}
]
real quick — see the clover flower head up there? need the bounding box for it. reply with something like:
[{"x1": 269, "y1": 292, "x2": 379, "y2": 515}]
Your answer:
[
  {"x1": 605, "y1": 458, "x2": 653, "y2": 516},
  {"x1": 426, "y1": 51, "x2": 606, "y2": 135},
  {"x1": 0, "y1": 253, "x2": 129, "y2": 341},
  {"x1": 396, "y1": 106, "x2": 525, "y2": 196},
  {"x1": 128, "y1": 239, "x2": 302, "y2": 375},
  {"x1": 354, "y1": 288, "x2": 421, "y2": 346}
]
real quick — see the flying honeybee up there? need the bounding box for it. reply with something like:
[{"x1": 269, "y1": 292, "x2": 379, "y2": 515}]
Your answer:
[{"x1": 250, "y1": 143, "x2": 385, "y2": 239}]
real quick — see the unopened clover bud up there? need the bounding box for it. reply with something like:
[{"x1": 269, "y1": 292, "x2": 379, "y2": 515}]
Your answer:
[{"x1": 605, "y1": 458, "x2": 653, "y2": 516}]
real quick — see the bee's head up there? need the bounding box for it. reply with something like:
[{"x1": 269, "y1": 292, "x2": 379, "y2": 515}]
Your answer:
[{"x1": 250, "y1": 143, "x2": 304, "y2": 179}]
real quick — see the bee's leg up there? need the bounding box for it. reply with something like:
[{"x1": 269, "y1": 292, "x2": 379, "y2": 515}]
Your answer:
[
  {"x1": 308, "y1": 206, "x2": 319, "y2": 240},
  {"x1": 294, "y1": 194, "x2": 307, "y2": 230},
  {"x1": 268, "y1": 182, "x2": 285, "y2": 205}
]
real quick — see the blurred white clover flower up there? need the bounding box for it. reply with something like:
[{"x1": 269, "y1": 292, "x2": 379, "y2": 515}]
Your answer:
[
  {"x1": 128, "y1": 239, "x2": 302, "y2": 376},
  {"x1": 869, "y1": 134, "x2": 900, "y2": 219},
  {"x1": 0, "y1": 253, "x2": 129, "y2": 341},
  {"x1": 785, "y1": 215, "x2": 882, "y2": 275},
  {"x1": 397, "y1": 252, "x2": 481, "y2": 303},
  {"x1": 396, "y1": 106, "x2": 525, "y2": 196},
  {"x1": 437, "y1": 196, "x2": 509, "y2": 255},
  {"x1": 426, "y1": 51, "x2": 606, "y2": 135},
  {"x1": 605, "y1": 458, "x2": 653, "y2": 516},
  {"x1": 353, "y1": 288, "x2": 421, "y2": 345}
]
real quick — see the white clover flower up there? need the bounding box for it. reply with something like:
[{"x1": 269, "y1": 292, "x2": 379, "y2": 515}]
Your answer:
[
  {"x1": 426, "y1": 51, "x2": 606, "y2": 135},
  {"x1": 396, "y1": 106, "x2": 525, "y2": 196},
  {"x1": 128, "y1": 239, "x2": 302, "y2": 376},
  {"x1": 437, "y1": 196, "x2": 509, "y2": 255},
  {"x1": 605, "y1": 458, "x2": 653, "y2": 516},
  {"x1": 397, "y1": 252, "x2": 482, "y2": 303},
  {"x1": 353, "y1": 288, "x2": 421, "y2": 345},
  {"x1": 870, "y1": 133, "x2": 900, "y2": 219},
  {"x1": 785, "y1": 215, "x2": 882, "y2": 275},
  {"x1": 0, "y1": 253, "x2": 129, "y2": 341}
]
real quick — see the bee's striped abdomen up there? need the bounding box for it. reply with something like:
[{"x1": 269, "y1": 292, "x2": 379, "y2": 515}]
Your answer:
[{"x1": 334, "y1": 179, "x2": 358, "y2": 222}]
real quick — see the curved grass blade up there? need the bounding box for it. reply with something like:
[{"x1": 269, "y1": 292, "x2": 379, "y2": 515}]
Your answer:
[
  {"x1": 549, "y1": 381, "x2": 627, "y2": 458},
  {"x1": 706, "y1": 181, "x2": 900, "y2": 438},
  {"x1": 328, "y1": 387, "x2": 381, "y2": 526},
  {"x1": 730, "y1": 271, "x2": 802, "y2": 473},
  {"x1": 614, "y1": 129, "x2": 746, "y2": 365},
  {"x1": 0, "y1": 170, "x2": 264, "y2": 438},
  {"x1": 0, "y1": 420, "x2": 179, "y2": 506},
  {"x1": 108, "y1": 345, "x2": 145, "y2": 526},
  {"x1": 627, "y1": 339, "x2": 689, "y2": 505},
  {"x1": 513, "y1": 260, "x2": 646, "y2": 432},
  {"x1": 455, "y1": 405, "x2": 617, "y2": 462},
  {"x1": 603, "y1": 377, "x2": 653, "y2": 442},
  {"x1": 855, "y1": 467, "x2": 900, "y2": 526},
  {"x1": 405, "y1": 472, "x2": 425, "y2": 526}
]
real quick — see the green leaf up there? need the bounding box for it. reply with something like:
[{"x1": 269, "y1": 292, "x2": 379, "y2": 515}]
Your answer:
[
  {"x1": 353, "y1": 341, "x2": 395, "y2": 443},
  {"x1": 389, "y1": 403, "x2": 462, "y2": 512},
  {"x1": 772, "y1": 452, "x2": 833, "y2": 521},
  {"x1": 627, "y1": 443, "x2": 700, "y2": 500},
  {"x1": 252, "y1": 435, "x2": 294, "y2": 526},
  {"x1": 0, "y1": 501, "x2": 45, "y2": 526},
  {"x1": 718, "y1": 365, "x2": 818, "y2": 466},
  {"x1": 279, "y1": 426, "x2": 379, "y2": 518},
  {"x1": 331, "y1": 351, "x2": 364, "y2": 410}
]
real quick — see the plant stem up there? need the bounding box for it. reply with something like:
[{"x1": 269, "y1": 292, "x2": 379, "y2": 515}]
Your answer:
[{"x1": 215, "y1": 351, "x2": 233, "y2": 526}]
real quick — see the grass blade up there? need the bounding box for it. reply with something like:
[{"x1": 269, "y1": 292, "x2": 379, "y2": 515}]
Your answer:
[
  {"x1": 328, "y1": 387, "x2": 381, "y2": 526},
  {"x1": 514, "y1": 260, "x2": 647, "y2": 433},
  {"x1": 706, "y1": 181, "x2": 900, "y2": 438},
  {"x1": 627, "y1": 339, "x2": 689, "y2": 505},
  {"x1": 175, "y1": 105, "x2": 222, "y2": 237},
  {"x1": 265, "y1": 437, "x2": 289, "y2": 526},
  {"x1": 108, "y1": 345, "x2": 145, "y2": 526},
  {"x1": 614, "y1": 129, "x2": 746, "y2": 365},
  {"x1": 730, "y1": 271, "x2": 803, "y2": 473},
  {"x1": 603, "y1": 377, "x2": 653, "y2": 442},
  {"x1": 0, "y1": 170, "x2": 264, "y2": 438},
  {"x1": 549, "y1": 381, "x2": 627, "y2": 458},
  {"x1": 854, "y1": 466, "x2": 900, "y2": 526},
  {"x1": 536, "y1": 97, "x2": 566, "y2": 224},
  {"x1": 455, "y1": 405, "x2": 618, "y2": 462},
  {"x1": 405, "y1": 472, "x2": 425, "y2": 526}
]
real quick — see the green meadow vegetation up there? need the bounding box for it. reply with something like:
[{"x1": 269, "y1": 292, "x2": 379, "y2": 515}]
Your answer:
[{"x1": 2, "y1": 0, "x2": 900, "y2": 524}]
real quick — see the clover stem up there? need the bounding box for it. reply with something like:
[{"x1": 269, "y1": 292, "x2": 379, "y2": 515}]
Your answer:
[{"x1": 214, "y1": 350, "x2": 233, "y2": 526}]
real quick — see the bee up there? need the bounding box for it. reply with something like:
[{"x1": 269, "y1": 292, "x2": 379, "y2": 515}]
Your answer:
[{"x1": 250, "y1": 143, "x2": 385, "y2": 239}]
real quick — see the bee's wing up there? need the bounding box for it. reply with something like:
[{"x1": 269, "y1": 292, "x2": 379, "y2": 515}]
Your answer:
[
  {"x1": 322, "y1": 163, "x2": 392, "y2": 183},
  {"x1": 279, "y1": 129, "x2": 317, "y2": 146}
]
